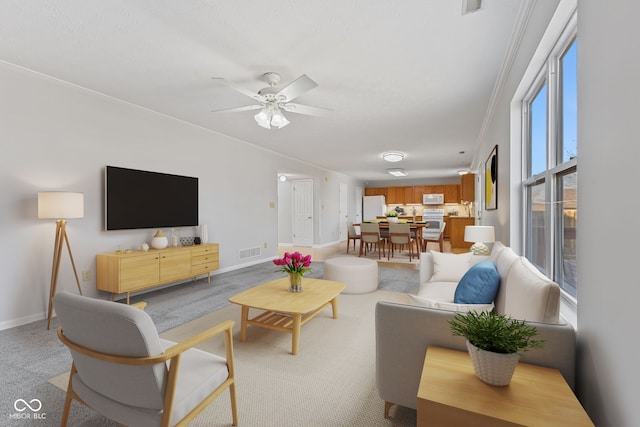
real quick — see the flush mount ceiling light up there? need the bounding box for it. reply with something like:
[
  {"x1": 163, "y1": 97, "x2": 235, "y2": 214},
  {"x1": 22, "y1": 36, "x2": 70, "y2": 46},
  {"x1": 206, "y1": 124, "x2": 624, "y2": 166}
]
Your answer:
[
  {"x1": 386, "y1": 168, "x2": 408, "y2": 177},
  {"x1": 382, "y1": 152, "x2": 404, "y2": 162}
]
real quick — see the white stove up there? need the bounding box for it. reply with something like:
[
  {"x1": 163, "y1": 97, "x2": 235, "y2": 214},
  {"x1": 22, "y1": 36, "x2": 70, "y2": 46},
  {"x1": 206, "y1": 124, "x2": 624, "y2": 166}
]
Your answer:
[{"x1": 422, "y1": 208, "x2": 445, "y2": 229}]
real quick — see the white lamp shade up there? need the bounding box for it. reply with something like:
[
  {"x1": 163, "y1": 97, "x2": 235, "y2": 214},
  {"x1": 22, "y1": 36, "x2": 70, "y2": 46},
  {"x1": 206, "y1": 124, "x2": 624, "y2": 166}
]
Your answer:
[
  {"x1": 464, "y1": 225, "x2": 495, "y2": 243},
  {"x1": 38, "y1": 192, "x2": 84, "y2": 219}
]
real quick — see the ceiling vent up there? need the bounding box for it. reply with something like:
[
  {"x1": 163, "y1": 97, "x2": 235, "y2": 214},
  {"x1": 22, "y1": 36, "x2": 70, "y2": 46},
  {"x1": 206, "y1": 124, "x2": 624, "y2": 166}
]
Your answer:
[{"x1": 462, "y1": 0, "x2": 483, "y2": 15}]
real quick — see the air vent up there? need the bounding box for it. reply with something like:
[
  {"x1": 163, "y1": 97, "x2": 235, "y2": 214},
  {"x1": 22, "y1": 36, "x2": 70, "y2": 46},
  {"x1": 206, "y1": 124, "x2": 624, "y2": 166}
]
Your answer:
[
  {"x1": 239, "y1": 247, "x2": 261, "y2": 260},
  {"x1": 462, "y1": 0, "x2": 482, "y2": 15}
]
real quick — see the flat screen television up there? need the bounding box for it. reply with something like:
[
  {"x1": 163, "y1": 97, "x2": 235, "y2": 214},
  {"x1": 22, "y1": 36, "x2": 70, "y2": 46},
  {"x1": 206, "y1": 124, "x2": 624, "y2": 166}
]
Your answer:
[{"x1": 105, "y1": 166, "x2": 199, "y2": 230}]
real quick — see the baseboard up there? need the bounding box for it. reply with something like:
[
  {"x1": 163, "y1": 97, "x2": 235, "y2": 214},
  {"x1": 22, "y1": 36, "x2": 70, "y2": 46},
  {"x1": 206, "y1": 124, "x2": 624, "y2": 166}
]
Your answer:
[{"x1": 0, "y1": 312, "x2": 46, "y2": 331}]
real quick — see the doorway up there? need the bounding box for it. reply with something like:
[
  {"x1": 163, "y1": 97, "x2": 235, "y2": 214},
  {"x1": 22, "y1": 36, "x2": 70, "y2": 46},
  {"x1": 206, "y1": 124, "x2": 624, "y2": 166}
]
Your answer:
[{"x1": 292, "y1": 179, "x2": 313, "y2": 246}]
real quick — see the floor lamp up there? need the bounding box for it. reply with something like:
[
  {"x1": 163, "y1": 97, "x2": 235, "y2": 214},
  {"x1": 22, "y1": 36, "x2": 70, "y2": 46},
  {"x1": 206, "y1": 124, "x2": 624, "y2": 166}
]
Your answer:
[{"x1": 38, "y1": 192, "x2": 84, "y2": 330}]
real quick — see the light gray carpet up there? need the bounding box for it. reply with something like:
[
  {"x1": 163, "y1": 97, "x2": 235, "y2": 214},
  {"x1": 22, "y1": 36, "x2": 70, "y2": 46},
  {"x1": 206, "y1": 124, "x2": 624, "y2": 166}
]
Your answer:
[{"x1": 0, "y1": 260, "x2": 419, "y2": 426}]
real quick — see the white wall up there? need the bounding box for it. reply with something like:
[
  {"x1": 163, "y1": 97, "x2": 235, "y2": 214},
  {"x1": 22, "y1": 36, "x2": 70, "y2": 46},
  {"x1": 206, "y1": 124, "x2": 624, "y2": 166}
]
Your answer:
[
  {"x1": 475, "y1": 1, "x2": 640, "y2": 424},
  {"x1": 0, "y1": 62, "x2": 362, "y2": 329},
  {"x1": 577, "y1": 1, "x2": 640, "y2": 425}
]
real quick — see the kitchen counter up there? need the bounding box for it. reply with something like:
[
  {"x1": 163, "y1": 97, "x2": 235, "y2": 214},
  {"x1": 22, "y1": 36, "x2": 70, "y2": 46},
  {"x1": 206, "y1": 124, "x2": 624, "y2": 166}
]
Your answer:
[{"x1": 448, "y1": 217, "x2": 475, "y2": 249}]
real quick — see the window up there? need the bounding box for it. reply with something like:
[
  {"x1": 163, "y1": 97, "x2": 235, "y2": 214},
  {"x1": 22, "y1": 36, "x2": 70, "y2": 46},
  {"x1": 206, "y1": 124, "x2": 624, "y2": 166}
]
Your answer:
[{"x1": 522, "y1": 33, "x2": 577, "y2": 299}]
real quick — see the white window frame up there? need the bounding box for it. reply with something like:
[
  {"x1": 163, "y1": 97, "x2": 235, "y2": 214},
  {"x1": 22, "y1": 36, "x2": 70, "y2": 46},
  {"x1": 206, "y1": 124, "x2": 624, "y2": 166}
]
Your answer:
[{"x1": 511, "y1": 1, "x2": 577, "y2": 327}]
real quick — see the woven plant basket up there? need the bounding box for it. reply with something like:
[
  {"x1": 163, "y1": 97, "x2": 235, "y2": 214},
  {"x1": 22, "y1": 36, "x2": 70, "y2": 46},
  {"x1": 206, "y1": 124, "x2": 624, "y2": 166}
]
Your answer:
[{"x1": 466, "y1": 341, "x2": 520, "y2": 386}]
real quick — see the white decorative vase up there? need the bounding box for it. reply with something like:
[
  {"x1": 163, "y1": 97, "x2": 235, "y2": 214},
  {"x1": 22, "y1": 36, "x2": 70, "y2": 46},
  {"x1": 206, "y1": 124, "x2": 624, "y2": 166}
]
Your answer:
[
  {"x1": 200, "y1": 224, "x2": 208, "y2": 244},
  {"x1": 151, "y1": 236, "x2": 168, "y2": 249},
  {"x1": 466, "y1": 341, "x2": 520, "y2": 386},
  {"x1": 387, "y1": 217, "x2": 399, "y2": 223}
]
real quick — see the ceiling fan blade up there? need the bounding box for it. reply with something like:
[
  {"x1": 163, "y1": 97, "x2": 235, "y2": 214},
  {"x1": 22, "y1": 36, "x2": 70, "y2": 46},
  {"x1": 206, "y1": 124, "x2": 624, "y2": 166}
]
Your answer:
[
  {"x1": 212, "y1": 77, "x2": 265, "y2": 102},
  {"x1": 276, "y1": 74, "x2": 318, "y2": 102},
  {"x1": 211, "y1": 104, "x2": 263, "y2": 113},
  {"x1": 281, "y1": 102, "x2": 332, "y2": 117}
]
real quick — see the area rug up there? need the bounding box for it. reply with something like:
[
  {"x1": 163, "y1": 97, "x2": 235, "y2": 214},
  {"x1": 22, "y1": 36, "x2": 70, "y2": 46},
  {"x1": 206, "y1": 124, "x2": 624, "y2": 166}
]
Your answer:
[{"x1": 49, "y1": 290, "x2": 417, "y2": 426}]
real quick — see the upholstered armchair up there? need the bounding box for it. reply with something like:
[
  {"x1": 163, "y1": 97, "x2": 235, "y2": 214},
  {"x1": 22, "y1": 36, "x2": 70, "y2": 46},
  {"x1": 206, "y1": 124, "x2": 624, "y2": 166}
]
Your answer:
[{"x1": 53, "y1": 291, "x2": 238, "y2": 427}]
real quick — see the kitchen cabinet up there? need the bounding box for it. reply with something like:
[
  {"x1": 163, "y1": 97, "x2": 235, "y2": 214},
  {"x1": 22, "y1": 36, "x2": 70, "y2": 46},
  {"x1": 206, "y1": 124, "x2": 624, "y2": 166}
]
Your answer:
[
  {"x1": 364, "y1": 187, "x2": 387, "y2": 197},
  {"x1": 412, "y1": 186, "x2": 425, "y2": 204},
  {"x1": 443, "y1": 185, "x2": 459, "y2": 203},
  {"x1": 97, "y1": 243, "x2": 219, "y2": 303},
  {"x1": 443, "y1": 217, "x2": 451, "y2": 239},
  {"x1": 366, "y1": 184, "x2": 462, "y2": 205},
  {"x1": 404, "y1": 186, "x2": 420, "y2": 204},
  {"x1": 386, "y1": 187, "x2": 402, "y2": 204},
  {"x1": 449, "y1": 217, "x2": 474, "y2": 249},
  {"x1": 460, "y1": 174, "x2": 475, "y2": 202}
]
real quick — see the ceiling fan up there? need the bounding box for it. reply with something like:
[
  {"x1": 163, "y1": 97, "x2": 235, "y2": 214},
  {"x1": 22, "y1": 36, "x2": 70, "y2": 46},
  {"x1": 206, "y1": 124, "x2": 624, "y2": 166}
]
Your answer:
[{"x1": 212, "y1": 72, "x2": 331, "y2": 129}]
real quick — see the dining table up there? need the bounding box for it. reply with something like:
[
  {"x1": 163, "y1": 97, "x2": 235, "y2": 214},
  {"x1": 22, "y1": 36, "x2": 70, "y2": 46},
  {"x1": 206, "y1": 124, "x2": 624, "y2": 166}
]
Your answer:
[{"x1": 354, "y1": 221, "x2": 429, "y2": 256}]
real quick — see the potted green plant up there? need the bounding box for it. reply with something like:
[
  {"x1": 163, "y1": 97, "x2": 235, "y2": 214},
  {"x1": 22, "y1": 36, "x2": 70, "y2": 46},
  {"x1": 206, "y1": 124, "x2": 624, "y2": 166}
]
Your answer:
[
  {"x1": 448, "y1": 311, "x2": 544, "y2": 386},
  {"x1": 385, "y1": 211, "x2": 399, "y2": 222}
]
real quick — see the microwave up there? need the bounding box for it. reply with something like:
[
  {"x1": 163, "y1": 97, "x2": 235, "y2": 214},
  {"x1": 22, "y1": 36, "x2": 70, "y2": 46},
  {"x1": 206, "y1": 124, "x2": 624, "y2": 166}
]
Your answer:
[{"x1": 423, "y1": 194, "x2": 444, "y2": 205}]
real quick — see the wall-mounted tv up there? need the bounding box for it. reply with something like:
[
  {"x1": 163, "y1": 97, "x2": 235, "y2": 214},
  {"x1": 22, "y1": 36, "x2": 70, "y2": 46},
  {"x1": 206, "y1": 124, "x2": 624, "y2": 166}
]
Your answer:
[{"x1": 105, "y1": 166, "x2": 198, "y2": 230}]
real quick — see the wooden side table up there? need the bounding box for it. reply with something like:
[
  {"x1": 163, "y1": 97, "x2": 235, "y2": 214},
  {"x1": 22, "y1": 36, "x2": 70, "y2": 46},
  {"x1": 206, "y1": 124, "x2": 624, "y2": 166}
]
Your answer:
[{"x1": 417, "y1": 346, "x2": 593, "y2": 427}]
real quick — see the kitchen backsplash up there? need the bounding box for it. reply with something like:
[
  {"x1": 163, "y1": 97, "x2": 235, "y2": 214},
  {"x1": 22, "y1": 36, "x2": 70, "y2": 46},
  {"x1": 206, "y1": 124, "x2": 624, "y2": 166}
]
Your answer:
[{"x1": 387, "y1": 203, "x2": 475, "y2": 217}]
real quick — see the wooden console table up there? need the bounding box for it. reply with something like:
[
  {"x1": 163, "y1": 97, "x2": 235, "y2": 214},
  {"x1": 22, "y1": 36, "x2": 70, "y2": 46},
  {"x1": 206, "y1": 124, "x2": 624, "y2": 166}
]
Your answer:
[
  {"x1": 97, "y1": 243, "x2": 219, "y2": 303},
  {"x1": 417, "y1": 346, "x2": 593, "y2": 427}
]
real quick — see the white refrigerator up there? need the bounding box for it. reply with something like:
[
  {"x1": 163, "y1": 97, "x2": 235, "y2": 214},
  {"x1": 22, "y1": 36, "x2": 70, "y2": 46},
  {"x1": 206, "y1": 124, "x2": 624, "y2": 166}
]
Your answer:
[{"x1": 362, "y1": 195, "x2": 386, "y2": 221}]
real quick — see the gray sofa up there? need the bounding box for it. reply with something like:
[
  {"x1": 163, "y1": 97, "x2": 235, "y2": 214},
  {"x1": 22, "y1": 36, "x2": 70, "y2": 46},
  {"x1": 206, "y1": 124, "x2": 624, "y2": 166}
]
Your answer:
[{"x1": 375, "y1": 242, "x2": 577, "y2": 418}]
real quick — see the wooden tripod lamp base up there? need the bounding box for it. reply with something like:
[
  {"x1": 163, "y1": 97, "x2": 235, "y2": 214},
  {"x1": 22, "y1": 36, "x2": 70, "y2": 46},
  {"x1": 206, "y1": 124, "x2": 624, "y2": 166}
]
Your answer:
[
  {"x1": 38, "y1": 192, "x2": 84, "y2": 330},
  {"x1": 47, "y1": 219, "x2": 83, "y2": 329}
]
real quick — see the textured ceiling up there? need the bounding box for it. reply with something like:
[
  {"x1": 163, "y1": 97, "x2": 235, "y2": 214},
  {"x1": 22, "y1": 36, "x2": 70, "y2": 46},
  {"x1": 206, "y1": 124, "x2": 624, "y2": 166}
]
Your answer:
[{"x1": 0, "y1": 0, "x2": 529, "y2": 182}]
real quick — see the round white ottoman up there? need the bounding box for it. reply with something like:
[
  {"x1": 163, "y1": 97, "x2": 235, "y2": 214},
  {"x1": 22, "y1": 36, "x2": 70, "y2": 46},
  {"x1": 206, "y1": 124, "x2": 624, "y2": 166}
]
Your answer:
[{"x1": 324, "y1": 257, "x2": 378, "y2": 294}]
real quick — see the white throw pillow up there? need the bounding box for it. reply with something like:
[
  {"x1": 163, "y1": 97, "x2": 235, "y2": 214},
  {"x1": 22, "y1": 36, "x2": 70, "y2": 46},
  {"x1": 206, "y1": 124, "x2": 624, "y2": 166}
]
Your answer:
[
  {"x1": 430, "y1": 251, "x2": 473, "y2": 282},
  {"x1": 408, "y1": 294, "x2": 494, "y2": 313}
]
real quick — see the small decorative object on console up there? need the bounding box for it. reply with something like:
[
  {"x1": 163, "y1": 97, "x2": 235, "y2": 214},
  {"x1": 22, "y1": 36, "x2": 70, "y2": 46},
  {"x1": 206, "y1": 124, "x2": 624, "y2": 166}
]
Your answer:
[
  {"x1": 273, "y1": 251, "x2": 312, "y2": 292},
  {"x1": 151, "y1": 229, "x2": 168, "y2": 249}
]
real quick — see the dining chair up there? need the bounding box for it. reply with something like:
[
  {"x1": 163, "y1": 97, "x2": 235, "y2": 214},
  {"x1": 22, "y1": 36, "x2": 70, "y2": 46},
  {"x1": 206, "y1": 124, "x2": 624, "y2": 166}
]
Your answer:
[
  {"x1": 422, "y1": 222, "x2": 446, "y2": 252},
  {"x1": 387, "y1": 222, "x2": 417, "y2": 261},
  {"x1": 346, "y1": 221, "x2": 361, "y2": 254},
  {"x1": 359, "y1": 222, "x2": 386, "y2": 259},
  {"x1": 53, "y1": 291, "x2": 238, "y2": 427}
]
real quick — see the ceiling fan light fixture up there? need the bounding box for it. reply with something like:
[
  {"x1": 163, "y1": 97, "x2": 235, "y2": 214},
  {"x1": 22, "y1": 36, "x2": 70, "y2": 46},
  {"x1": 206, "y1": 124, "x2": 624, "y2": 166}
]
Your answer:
[
  {"x1": 383, "y1": 152, "x2": 404, "y2": 162},
  {"x1": 270, "y1": 108, "x2": 290, "y2": 128},
  {"x1": 386, "y1": 168, "x2": 408, "y2": 177},
  {"x1": 255, "y1": 108, "x2": 271, "y2": 129}
]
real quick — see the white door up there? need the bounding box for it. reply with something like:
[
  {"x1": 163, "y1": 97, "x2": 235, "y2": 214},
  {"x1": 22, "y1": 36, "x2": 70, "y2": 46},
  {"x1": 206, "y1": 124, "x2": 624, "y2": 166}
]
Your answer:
[
  {"x1": 355, "y1": 187, "x2": 363, "y2": 224},
  {"x1": 339, "y1": 183, "x2": 348, "y2": 241},
  {"x1": 292, "y1": 179, "x2": 313, "y2": 246}
]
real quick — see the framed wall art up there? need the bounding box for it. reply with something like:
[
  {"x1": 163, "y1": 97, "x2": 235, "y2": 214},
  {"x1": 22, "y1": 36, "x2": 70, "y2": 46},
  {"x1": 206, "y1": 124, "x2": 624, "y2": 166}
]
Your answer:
[{"x1": 485, "y1": 145, "x2": 498, "y2": 210}]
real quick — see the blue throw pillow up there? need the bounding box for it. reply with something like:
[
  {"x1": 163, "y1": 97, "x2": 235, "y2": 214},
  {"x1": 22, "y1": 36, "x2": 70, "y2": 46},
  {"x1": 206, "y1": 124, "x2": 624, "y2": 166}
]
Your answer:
[{"x1": 454, "y1": 260, "x2": 500, "y2": 304}]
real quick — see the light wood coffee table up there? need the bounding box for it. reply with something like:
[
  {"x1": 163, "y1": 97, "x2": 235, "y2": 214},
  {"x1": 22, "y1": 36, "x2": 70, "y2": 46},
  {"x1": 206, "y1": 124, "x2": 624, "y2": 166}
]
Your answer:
[{"x1": 228, "y1": 277, "x2": 346, "y2": 355}]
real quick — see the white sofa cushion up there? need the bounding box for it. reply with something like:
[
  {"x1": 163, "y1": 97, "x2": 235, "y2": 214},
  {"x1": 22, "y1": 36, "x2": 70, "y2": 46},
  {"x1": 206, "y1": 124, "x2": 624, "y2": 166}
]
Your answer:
[
  {"x1": 490, "y1": 241, "x2": 507, "y2": 262},
  {"x1": 408, "y1": 294, "x2": 494, "y2": 313},
  {"x1": 430, "y1": 251, "x2": 473, "y2": 281},
  {"x1": 503, "y1": 257, "x2": 561, "y2": 323},
  {"x1": 493, "y1": 246, "x2": 520, "y2": 315},
  {"x1": 411, "y1": 281, "x2": 494, "y2": 313}
]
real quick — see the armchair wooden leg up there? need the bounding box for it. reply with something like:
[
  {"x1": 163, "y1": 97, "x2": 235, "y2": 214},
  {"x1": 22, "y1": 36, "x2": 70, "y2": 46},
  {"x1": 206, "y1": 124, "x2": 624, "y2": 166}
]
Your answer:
[
  {"x1": 61, "y1": 364, "x2": 77, "y2": 427},
  {"x1": 230, "y1": 382, "x2": 238, "y2": 426}
]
